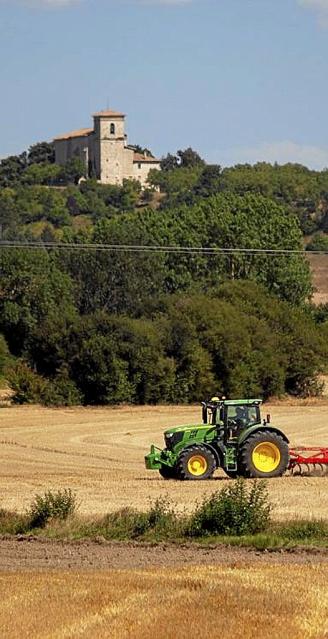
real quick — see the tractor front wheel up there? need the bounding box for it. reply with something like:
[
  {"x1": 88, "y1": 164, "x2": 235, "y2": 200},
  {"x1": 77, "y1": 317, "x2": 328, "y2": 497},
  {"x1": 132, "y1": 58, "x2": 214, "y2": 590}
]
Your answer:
[
  {"x1": 240, "y1": 430, "x2": 289, "y2": 478},
  {"x1": 176, "y1": 445, "x2": 216, "y2": 480}
]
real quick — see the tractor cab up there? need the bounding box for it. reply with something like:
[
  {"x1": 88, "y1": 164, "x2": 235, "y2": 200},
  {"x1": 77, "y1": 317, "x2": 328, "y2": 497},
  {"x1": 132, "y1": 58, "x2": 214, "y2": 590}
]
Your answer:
[{"x1": 202, "y1": 397, "x2": 263, "y2": 439}]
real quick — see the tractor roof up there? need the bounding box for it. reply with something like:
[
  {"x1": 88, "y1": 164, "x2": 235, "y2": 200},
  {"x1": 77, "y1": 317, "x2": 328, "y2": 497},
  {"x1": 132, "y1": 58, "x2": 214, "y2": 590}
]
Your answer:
[{"x1": 223, "y1": 399, "x2": 262, "y2": 405}]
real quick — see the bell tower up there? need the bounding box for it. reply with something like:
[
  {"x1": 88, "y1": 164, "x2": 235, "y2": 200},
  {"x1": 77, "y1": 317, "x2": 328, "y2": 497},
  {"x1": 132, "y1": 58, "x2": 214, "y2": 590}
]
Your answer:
[{"x1": 93, "y1": 109, "x2": 126, "y2": 184}]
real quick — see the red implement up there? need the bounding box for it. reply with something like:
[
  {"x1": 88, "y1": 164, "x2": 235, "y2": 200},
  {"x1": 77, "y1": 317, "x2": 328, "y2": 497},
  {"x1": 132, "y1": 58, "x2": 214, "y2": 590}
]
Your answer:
[{"x1": 289, "y1": 447, "x2": 328, "y2": 476}]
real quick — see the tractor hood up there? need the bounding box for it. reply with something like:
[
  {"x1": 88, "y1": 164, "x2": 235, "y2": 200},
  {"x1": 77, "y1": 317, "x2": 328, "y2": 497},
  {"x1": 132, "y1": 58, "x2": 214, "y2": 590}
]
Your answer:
[{"x1": 164, "y1": 424, "x2": 206, "y2": 436}]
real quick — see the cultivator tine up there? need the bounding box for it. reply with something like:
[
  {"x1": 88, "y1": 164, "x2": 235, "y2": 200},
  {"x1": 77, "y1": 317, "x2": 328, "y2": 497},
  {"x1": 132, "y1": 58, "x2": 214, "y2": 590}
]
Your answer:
[
  {"x1": 289, "y1": 447, "x2": 328, "y2": 477},
  {"x1": 290, "y1": 463, "x2": 302, "y2": 476}
]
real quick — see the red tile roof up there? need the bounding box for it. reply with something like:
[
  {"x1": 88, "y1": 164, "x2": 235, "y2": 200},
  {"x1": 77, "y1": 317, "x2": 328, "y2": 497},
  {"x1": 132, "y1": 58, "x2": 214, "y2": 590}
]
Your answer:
[
  {"x1": 54, "y1": 128, "x2": 93, "y2": 141},
  {"x1": 133, "y1": 152, "x2": 160, "y2": 164}
]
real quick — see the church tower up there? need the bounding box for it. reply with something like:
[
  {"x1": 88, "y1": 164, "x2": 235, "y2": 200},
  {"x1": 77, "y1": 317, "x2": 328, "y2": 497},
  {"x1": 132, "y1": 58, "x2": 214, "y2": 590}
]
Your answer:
[{"x1": 93, "y1": 109, "x2": 130, "y2": 184}]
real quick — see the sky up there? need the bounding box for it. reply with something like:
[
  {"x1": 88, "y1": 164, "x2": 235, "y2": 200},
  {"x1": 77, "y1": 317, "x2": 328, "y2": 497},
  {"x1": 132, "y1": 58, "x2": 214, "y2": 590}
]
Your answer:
[{"x1": 1, "y1": 0, "x2": 328, "y2": 168}]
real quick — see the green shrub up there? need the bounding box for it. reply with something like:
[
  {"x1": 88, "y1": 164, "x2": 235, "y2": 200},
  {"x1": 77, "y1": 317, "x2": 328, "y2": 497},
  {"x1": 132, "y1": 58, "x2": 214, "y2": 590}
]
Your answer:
[
  {"x1": 7, "y1": 361, "x2": 48, "y2": 404},
  {"x1": 188, "y1": 479, "x2": 272, "y2": 537},
  {"x1": 28, "y1": 489, "x2": 77, "y2": 529},
  {"x1": 41, "y1": 376, "x2": 82, "y2": 406},
  {"x1": 0, "y1": 507, "x2": 28, "y2": 535},
  {"x1": 278, "y1": 519, "x2": 328, "y2": 541},
  {"x1": 7, "y1": 362, "x2": 82, "y2": 406},
  {"x1": 306, "y1": 233, "x2": 328, "y2": 252},
  {"x1": 94, "y1": 497, "x2": 181, "y2": 540}
]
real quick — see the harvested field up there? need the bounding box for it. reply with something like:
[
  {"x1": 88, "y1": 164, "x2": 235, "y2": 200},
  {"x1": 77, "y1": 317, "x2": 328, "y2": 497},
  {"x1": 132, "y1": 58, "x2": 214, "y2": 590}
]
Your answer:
[
  {"x1": 0, "y1": 403, "x2": 328, "y2": 520},
  {"x1": 0, "y1": 564, "x2": 327, "y2": 639}
]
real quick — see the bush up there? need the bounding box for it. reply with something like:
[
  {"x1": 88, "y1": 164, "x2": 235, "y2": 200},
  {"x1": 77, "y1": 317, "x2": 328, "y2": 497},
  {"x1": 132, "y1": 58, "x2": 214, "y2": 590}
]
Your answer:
[
  {"x1": 96, "y1": 497, "x2": 181, "y2": 540},
  {"x1": 0, "y1": 507, "x2": 28, "y2": 535},
  {"x1": 7, "y1": 362, "x2": 82, "y2": 406},
  {"x1": 7, "y1": 361, "x2": 48, "y2": 404},
  {"x1": 28, "y1": 489, "x2": 77, "y2": 529},
  {"x1": 188, "y1": 479, "x2": 272, "y2": 536},
  {"x1": 278, "y1": 519, "x2": 328, "y2": 542}
]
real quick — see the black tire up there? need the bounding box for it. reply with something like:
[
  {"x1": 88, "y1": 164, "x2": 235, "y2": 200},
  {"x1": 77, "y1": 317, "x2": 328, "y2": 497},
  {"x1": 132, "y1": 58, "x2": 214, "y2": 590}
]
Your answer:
[
  {"x1": 176, "y1": 445, "x2": 217, "y2": 481},
  {"x1": 225, "y1": 469, "x2": 241, "y2": 479},
  {"x1": 159, "y1": 465, "x2": 176, "y2": 480},
  {"x1": 240, "y1": 430, "x2": 289, "y2": 479}
]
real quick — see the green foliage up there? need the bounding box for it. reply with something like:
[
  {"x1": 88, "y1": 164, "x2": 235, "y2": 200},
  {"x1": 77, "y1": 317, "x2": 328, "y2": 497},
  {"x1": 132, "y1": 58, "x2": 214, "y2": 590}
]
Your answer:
[
  {"x1": 0, "y1": 248, "x2": 76, "y2": 354},
  {"x1": 160, "y1": 147, "x2": 205, "y2": 171},
  {"x1": 27, "y1": 142, "x2": 55, "y2": 165},
  {"x1": 306, "y1": 233, "x2": 328, "y2": 251},
  {"x1": 188, "y1": 479, "x2": 272, "y2": 536},
  {"x1": 0, "y1": 334, "x2": 10, "y2": 378},
  {"x1": 28, "y1": 489, "x2": 77, "y2": 529},
  {"x1": 7, "y1": 361, "x2": 49, "y2": 404},
  {"x1": 97, "y1": 497, "x2": 181, "y2": 540},
  {"x1": 0, "y1": 153, "x2": 27, "y2": 187},
  {"x1": 0, "y1": 145, "x2": 327, "y2": 406},
  {"x1": 278, "y1": 519, "x2": 328, "y2": 542},
  {"x1": 0, "y1": 507, "x2": 28, "y2": 535},
  {"x1": 7, "y1": 361, "x2": 82, "y2": 406}
]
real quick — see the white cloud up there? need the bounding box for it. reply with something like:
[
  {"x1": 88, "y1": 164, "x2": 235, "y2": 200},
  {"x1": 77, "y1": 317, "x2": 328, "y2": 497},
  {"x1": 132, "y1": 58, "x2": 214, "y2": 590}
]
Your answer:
[
  {"x1": 215, "y1": 141, "x2": 328, "y2": 170},
  {"x1": 298, "y1": 0, "x2": 328, "y2": 26}
]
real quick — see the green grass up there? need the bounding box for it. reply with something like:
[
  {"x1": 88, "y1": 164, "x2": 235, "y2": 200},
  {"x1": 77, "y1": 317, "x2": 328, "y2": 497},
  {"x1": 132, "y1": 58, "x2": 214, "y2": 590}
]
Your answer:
[{"x1": 1, "y1": 484, "x2": 328, "y2": 551}]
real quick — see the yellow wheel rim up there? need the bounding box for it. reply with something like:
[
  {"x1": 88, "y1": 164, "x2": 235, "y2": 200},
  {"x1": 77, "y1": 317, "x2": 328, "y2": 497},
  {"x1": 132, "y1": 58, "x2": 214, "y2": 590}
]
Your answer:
[
  {"x1": 187, "y1": 455, "x2": 208, "y2": 476},
  {"x1": 252, "y1": 442, "x2": 281, "y2": 473}
]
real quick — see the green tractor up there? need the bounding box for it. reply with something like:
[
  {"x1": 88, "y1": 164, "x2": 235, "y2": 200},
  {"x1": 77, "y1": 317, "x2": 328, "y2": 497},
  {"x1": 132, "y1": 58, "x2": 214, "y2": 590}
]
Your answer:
[{"x1": 145, "y1": 398, "x2": 290, "y2": 480}]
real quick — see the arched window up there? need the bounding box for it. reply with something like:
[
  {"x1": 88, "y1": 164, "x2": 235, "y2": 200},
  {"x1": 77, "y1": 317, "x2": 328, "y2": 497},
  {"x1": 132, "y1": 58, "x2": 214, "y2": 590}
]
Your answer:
[{"x1": 110, "y1": 123, "x2": 115, "y2": 135}]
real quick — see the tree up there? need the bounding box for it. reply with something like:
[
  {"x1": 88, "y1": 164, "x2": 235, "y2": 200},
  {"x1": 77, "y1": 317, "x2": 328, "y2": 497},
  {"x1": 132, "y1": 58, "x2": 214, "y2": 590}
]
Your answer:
[
  {"x1": 21, "y1": 163, "x2": 61, "y2": 186},
  {"x1": 28, "y1": 142, "x2": 55, "y2": 165},
  {"x1": 194, "y1": 164, "x2": 222, "y2": 197},
  {"x1": 59, "y1": 158, "x2": 86, "y2": 185},
  {"x1": 0, "y1": 153, "x2": 27, "y2": 187},
  {"x1": 0, "y1": 188, "x2": 18, "y2": 233},
  {"x1": 160, "y1": 153, "x2": 179, "y2": 171},
  {"x1": 0, "y1": 248, "x2": 76, "y2": 354},
  {"x1": 177, "y1": 147, "x2": 205, "y2": 168}
]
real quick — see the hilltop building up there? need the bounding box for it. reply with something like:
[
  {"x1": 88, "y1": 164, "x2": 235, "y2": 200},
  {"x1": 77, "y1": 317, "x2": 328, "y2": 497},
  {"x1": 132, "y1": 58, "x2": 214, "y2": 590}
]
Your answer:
[{"x1": 53, "y1": 109, "x2": 161, "y2": 187}]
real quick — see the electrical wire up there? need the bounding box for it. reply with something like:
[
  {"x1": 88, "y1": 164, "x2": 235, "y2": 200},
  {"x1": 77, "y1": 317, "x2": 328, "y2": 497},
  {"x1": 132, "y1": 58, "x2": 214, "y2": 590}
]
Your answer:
[{"x1": 0, "y1": 240, "x2": 327, "y2": 256}]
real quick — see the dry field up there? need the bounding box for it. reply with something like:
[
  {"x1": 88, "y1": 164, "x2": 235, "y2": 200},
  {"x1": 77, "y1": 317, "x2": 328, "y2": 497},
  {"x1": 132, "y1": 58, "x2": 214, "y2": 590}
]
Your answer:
[
  {"x1": 0, "y1": 564, "x2": 327, "y2": 639},
  {"x1": 0, "y1": 402, "x2": 328, "y2": 520}
]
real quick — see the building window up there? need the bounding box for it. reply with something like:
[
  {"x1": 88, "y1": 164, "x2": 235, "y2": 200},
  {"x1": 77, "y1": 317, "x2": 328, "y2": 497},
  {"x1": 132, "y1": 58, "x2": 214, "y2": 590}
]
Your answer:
[
  {"x1": 110, "y1": 123, "x2": 115, "y2": 135},
  {"x1": 138, "y1": 163, "x2": 141, "y2": 169}
]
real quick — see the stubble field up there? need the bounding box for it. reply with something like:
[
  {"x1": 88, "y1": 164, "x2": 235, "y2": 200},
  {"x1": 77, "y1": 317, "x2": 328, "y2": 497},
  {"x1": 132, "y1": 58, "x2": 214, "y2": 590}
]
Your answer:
[
  {"x1": 0, "y1": 402, "x2": 328, "y2": 519},
  {"x1": 1, "y1": 403, "x2": 328, "y2": 638}
]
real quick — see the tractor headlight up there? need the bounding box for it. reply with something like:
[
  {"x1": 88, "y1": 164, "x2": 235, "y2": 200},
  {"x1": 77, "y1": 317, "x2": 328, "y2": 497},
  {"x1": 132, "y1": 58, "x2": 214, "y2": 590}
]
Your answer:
[{"x1": 164, "y1": 431, "x2": 184, "y2": 450}]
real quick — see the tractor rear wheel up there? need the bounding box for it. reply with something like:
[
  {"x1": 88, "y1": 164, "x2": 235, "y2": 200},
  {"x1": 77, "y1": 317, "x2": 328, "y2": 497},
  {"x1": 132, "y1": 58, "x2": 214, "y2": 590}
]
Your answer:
[
  {"x1": 159, "y1": 465, "x2": 176, "y2": 480},
  {"x1": 176, "y1": 445, "x2": 216, "y2": 480},
  {"x1": 240, "y1": 430, "x2": 289, "y2": 478}
]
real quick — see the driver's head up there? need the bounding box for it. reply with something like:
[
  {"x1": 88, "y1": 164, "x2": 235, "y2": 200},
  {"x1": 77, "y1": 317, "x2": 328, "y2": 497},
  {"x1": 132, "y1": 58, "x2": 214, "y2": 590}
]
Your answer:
[{"x1": 236, "y1": 406, "x2": 245, "y2": 418}]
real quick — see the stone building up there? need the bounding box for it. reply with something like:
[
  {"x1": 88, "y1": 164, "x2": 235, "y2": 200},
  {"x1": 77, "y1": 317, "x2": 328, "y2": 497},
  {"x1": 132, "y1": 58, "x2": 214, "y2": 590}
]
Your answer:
[{"x1": 53, "y1": 109, "x2": 161, "y2": 187}]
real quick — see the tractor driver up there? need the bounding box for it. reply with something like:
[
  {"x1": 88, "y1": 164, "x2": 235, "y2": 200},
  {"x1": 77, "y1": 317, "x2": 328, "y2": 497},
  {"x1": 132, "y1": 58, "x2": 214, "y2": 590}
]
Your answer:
[{"x1": 234, "y1": 406, "x2": 248, "y2": 430}]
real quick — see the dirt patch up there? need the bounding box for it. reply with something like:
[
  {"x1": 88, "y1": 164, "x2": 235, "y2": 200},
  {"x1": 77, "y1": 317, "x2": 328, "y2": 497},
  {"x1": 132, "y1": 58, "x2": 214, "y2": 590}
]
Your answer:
[
  {"x1": 0, "y1": 537, "x2": 327, "y2": 572},
  {"x1": 307, "y1": 253, "x2": 328, "y2": 304}
]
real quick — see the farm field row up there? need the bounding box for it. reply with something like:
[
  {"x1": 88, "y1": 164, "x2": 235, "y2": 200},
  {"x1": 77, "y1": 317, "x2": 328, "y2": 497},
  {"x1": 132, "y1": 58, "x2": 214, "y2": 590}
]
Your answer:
[
  {"x1": 0, "y1": 403, "x2": 328, "y2": 519},
  {"x1": 0, "y1": 563, "x2": 327, "y2": 639}
]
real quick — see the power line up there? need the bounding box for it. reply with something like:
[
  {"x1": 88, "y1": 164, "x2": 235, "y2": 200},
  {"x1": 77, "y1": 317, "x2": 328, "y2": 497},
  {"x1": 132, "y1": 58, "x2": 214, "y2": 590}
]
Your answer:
[{"x1": 0, "y1": 240, "x2": 328, "y2": 256}]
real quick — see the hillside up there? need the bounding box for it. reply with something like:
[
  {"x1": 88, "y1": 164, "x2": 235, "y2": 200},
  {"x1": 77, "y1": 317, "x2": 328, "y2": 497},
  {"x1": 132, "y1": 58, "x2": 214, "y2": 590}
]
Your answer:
[{"x1": 308, "y1": 254, "x2": 328, "y2": 305}]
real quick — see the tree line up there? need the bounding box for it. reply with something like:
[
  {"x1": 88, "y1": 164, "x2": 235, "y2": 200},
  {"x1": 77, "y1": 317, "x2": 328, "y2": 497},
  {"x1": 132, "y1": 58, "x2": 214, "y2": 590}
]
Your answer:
[{"x1": 0, "y1": 142, "x2": 327, "y2": 404}]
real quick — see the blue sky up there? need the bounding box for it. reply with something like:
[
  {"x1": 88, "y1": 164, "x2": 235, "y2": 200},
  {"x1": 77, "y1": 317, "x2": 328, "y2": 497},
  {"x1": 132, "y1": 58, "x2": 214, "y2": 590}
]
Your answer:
[{"x1": 1, "y1": 0, "x2": 328, "y2": 168}]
